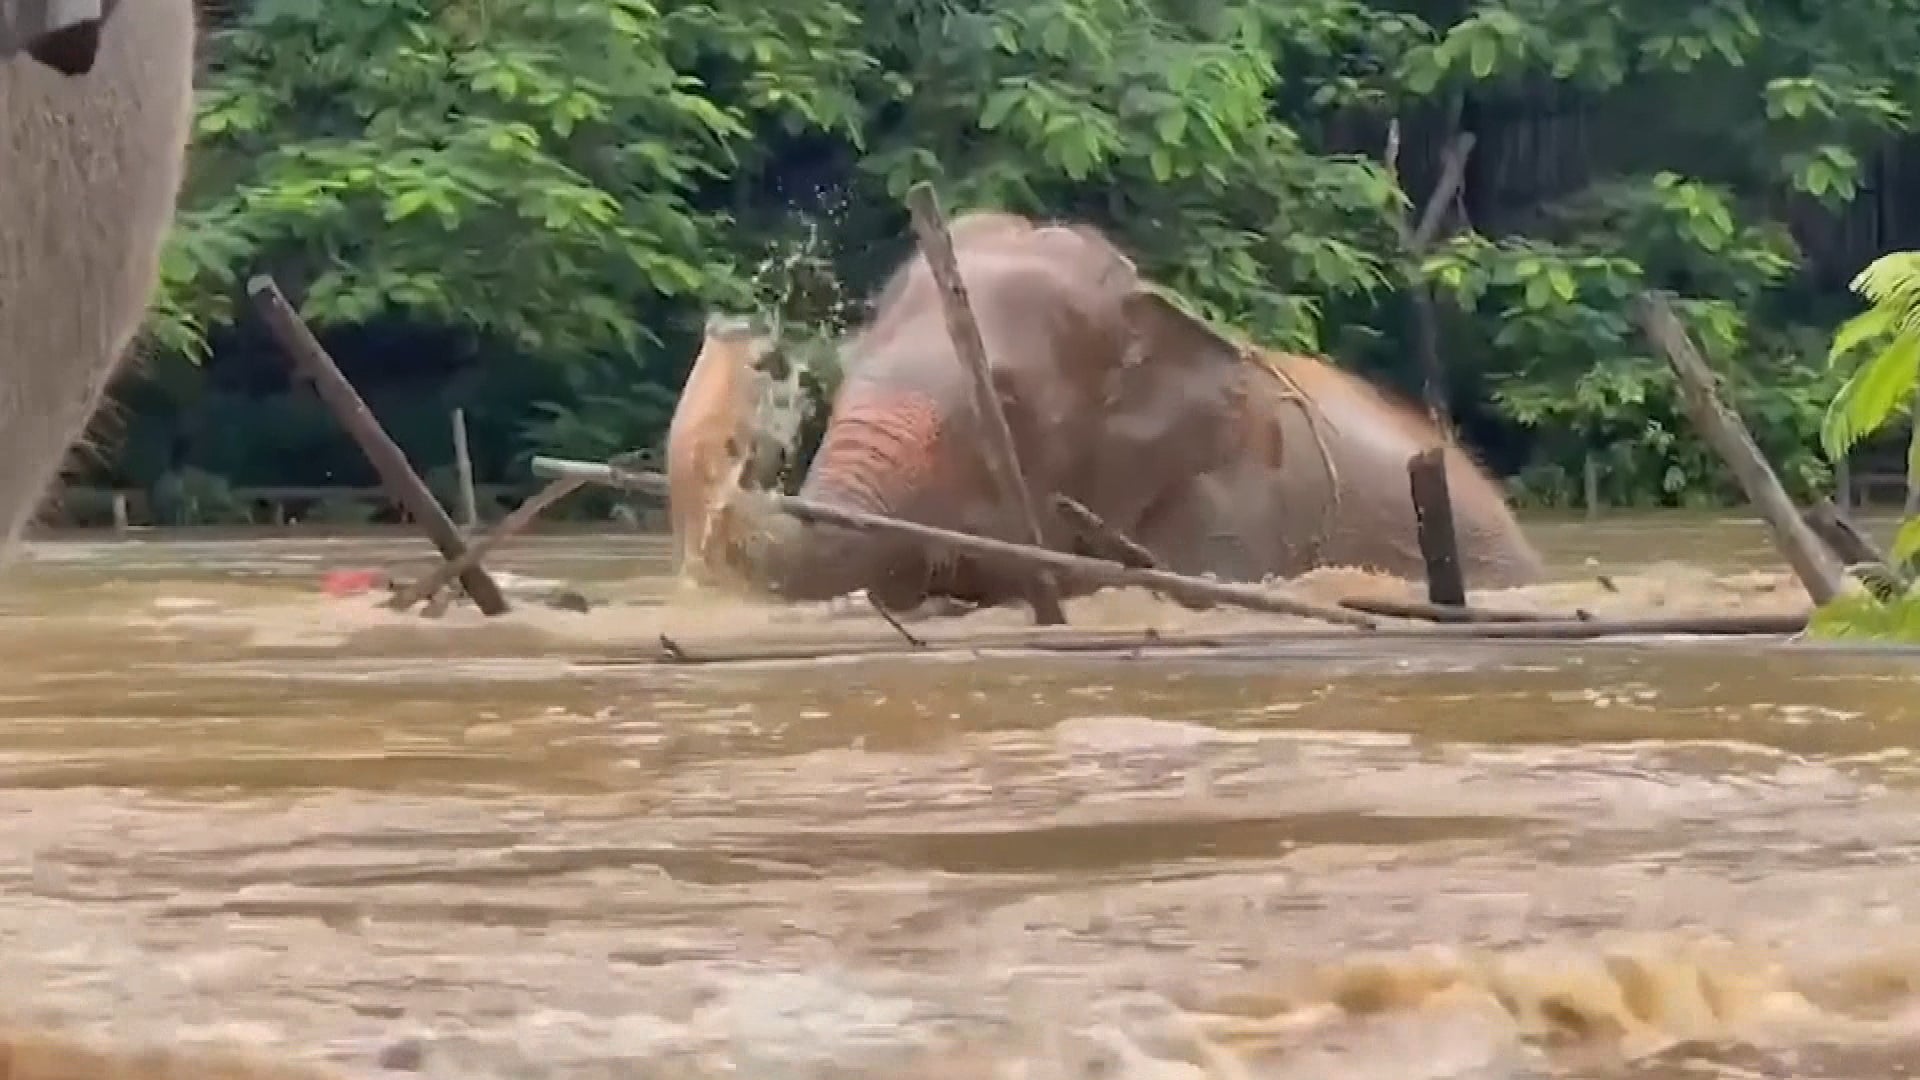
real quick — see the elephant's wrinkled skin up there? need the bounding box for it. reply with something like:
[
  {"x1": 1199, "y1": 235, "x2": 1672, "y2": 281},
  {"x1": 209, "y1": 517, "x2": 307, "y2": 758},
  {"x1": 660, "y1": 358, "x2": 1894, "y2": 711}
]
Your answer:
[
  {"x1": 729, "y1": 212, "x2": 1545, "y2": 609},
  {"x1": 0, "y1": 0, "x2": 196, "y2": 558}
]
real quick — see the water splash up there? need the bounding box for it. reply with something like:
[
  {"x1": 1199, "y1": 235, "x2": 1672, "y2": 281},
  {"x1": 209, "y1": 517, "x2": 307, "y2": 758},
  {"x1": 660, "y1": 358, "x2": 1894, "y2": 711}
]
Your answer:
[{"x1": 673, "y1": 201, "x2": 873, "y2": 591}]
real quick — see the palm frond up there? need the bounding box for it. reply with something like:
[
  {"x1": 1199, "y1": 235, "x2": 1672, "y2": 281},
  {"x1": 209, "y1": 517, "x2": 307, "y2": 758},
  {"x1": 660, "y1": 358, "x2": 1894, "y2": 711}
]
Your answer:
[
  {"x1": 1849, "y1": 252, "x2": 1920, "y2": 342},
  {"x1": 1820, "y1": 332, "x2": 1920, "y2": 460}
]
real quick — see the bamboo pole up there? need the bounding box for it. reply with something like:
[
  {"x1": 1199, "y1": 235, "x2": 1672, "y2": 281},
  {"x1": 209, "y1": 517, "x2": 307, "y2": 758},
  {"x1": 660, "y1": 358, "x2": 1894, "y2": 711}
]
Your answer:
[
  {"x1": 451, "y1": 407, "x2": 478, "y2": 530},
  {"x1": 530, "y1": 455, "x2": 668, "y2": 498},
  {"x1": 1338, "y1": 596, "x2": 1589, "y2": 623},
  {"x1": 627, "y1": 611, "x2": 1812, "y2": 665},
  {"x1": 773, "y1": 493, "x2": 1378, "y2": 628},
  {"x1": 904, "y1": 182, "x2": 1067, "y2": 625},
  {"x1": 248, "y1": 275, "x2": 509, "y2": 615}
]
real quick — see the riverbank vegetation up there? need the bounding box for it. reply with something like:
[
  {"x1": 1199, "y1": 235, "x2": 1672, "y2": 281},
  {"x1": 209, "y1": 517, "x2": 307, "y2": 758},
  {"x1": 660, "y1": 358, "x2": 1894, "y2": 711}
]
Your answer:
[
  {"x1": 69, "y1": 0, "x2": 1920, "y2": 524},
  {"x1": 1806, "y1": 249, "x2": 1920, "y2": 639}
]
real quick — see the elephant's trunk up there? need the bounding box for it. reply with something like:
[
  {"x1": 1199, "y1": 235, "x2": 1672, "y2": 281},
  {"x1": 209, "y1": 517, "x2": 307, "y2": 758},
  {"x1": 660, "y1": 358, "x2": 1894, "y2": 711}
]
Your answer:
[{"x1": 758, "y1": 384, "x2": 951, "y2": 607}]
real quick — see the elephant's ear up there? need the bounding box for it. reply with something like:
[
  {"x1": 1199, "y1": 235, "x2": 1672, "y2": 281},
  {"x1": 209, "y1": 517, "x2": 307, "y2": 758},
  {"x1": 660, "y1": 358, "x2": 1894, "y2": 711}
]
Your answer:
[
  {"x1": 1083, "y1": 284, "x2": 1251, "y2": 524},
  {"x1": 1120, "y1": 285, "x2": 1248, "y2": 371}
]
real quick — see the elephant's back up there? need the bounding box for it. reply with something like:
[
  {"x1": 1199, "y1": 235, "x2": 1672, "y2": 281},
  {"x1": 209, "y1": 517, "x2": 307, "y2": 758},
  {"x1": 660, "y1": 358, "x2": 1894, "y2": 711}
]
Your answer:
[
  {"x1": 1265, "y1": 353, "x2": 1435, "y2": 446},
  {"x1": 856, "y1": 214, "x2": 1139, "y2": 358},
  {"x1": 1262, "y1": 351, "x2": 1543, "y2": 581}
]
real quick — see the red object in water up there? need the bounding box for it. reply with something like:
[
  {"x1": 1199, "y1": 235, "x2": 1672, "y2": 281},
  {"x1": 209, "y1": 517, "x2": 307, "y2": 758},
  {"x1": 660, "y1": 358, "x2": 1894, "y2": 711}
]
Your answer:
[{"x1": 321, "y1": 568, "x2": 388, "y2": 597}]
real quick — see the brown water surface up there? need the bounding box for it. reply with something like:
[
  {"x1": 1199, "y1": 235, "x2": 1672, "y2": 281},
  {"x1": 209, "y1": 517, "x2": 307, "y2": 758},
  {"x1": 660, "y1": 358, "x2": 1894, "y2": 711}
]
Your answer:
[{"x1": 4, "y1": 515, "x2": 1920, "y2": 1079}]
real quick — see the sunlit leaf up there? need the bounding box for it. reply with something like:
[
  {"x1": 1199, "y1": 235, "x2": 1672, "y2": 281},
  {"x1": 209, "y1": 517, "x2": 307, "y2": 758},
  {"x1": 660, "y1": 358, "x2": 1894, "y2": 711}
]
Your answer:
[{"x1": 1821, "y1": 334, "x2": 1920, "y2": 460}]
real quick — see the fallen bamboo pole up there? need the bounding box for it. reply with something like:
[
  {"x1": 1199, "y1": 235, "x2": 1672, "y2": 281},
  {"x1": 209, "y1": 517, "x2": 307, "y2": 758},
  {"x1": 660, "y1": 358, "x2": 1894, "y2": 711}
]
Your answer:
[
  {"x1": 388, "y1": 475, "x2": 587, "y2": 612},
  {"x1": 249, "y1": 275, "x2": 510, "y2": 615},
  {"x1": 623, "y1": 610, "x2": 1811, "y2": 665},
  {"x1": 530, "y1": 455, "x2": 669, "y2": 497},
  {"x1": 1339, "y1": 596, "x2": 1589, "y2": 623},
  {"x1": 1636, "y1": 291, "x2": 1845, "y2": 605},
  {"x1": 774, "y1": 493, "x2": 1377, "y2": 629},
  {"x1": 905, "y1": 182, "x2": 1067, "y2": 625}
]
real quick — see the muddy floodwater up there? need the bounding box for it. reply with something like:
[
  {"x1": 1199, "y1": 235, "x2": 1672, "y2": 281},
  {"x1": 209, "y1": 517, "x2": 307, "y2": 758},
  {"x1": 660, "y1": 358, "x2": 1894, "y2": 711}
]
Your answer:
[{"x1": 9, "y1": 513, "x2": 1920, "y2": 1079}]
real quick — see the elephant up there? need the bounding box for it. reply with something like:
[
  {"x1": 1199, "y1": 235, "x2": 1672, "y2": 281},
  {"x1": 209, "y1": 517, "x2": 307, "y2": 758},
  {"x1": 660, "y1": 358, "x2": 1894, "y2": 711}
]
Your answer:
[
  {"x1": 712, "y1": 211, "x2": 1545, "y2": 610},
  {"x1": 0, "y1": 0, "x2": 197, "y2": 559}
]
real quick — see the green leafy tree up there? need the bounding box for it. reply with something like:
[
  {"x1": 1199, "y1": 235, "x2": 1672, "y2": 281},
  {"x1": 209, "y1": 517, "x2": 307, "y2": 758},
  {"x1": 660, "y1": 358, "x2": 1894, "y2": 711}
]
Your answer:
[{"x1": 77, "y1": 0, "x2": 1920, "y2": 526}]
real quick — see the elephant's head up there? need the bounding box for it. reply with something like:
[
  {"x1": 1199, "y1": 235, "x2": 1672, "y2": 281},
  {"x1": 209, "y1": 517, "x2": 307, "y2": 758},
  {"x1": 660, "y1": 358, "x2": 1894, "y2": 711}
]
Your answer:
[
  {"x1": 0, "y1": 0, "x2": 195, "y2": 558},
  {"x1": 757, "y1": 213, "x2": 1252, "y2": 609},
  {"x1": 0, "y1": 0, "x2": 121, "y2": 75}
]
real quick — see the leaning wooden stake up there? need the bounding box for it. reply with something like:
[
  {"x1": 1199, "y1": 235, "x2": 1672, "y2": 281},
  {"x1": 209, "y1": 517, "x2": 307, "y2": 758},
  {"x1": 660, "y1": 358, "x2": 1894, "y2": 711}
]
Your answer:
[
  {"x1": 1635, "y1": 291, "x2": 1845, "y2": 606},
  {"x1": 904, "y1": 182, "x2": 1067, "y2": 626},
  {"x1": 1052, "y1": 494, "x2": 1158, "y2": 569},
  {"x1": 773, "y1": 493, "x2": 1378, "y2": 629},
  {"x1": 1801, "y1": 497, "x2": 1906, "y2": 598},
  {"x1": 1406, "y1": 447, "x2": 1467, "y2": 606},
  {"x1": 1053, "y1": 493, "x2": 1224, "y2": 612},
  {"x1": 388, "y1": 476, "x2": 587, "y2": 612},
  {"x1": 249, "y1": 275, "x2": 510, "y2": 615},
  {"x1": 1801, "y1": 498, "x2": 1889, "y2": 569}
]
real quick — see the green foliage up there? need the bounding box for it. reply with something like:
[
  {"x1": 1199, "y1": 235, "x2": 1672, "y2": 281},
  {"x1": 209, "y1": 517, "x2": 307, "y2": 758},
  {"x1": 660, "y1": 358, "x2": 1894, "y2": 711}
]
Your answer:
[
  {"x1": 1808, "y1": 249, "x2": 1920, "y2": 643},
  {"x1": 1820, "y1": 253, "x2": 1920, "y2": 461},
  {"x1": 115, "y1": 0, "x2": 1920, "y2": 520},
  {"x1": 1808, "y1": 587, "x2": 1920, "y2": 642}
]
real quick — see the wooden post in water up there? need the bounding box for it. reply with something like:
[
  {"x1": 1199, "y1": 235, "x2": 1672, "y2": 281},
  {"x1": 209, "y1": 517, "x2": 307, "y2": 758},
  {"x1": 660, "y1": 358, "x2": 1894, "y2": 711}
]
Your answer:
[
  {"x1": 1635, "y1": 291, "x2": 1844, "y2": 605},
  {"x1": 389, "y1": 475, "x2": 587, "y2": 612},
  {"x1": 110, "y1": 492, "x2": 128, "y2": 531},
  {"x1": 1406, "y1": 447, "x2": 1467, "y2": 607},
  {"x1": 903, "y1": 182, "x2": 1067, "y2": 626},
  {"x1": 248, "y1": 275, "x2": 510, "y2": 615},
  {"x1": 451, "y1": 407, "x2": 479, "y2": 530}
]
